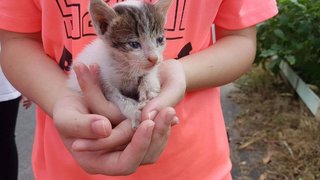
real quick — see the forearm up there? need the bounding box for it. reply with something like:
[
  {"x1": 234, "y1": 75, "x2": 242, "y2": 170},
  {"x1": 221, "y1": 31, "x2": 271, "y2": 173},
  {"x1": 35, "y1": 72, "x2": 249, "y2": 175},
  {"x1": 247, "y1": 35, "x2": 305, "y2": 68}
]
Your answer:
[
  {"x1": 0, "y1": 31, "x2": 70, "y2": 117},
  {"x1": 181, "y1": 26, "x2": 257, "y2": 91}
]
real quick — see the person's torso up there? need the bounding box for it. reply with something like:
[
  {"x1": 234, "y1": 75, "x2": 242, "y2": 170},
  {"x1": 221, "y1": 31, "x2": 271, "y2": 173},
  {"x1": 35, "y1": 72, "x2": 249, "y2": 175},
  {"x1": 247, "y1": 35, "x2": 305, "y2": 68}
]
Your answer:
[{"x1": 32, "y1": 1, "x2": 231, "y2": 179}]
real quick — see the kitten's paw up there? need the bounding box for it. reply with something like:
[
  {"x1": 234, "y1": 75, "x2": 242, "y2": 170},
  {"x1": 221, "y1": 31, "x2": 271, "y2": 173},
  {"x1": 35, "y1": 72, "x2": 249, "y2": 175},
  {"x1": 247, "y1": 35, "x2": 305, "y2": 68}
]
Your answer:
[
  {"x1": 131, "y1": 111, "x2": 142, "y2": 129},
  {"x1": 137, "y1": 101, "x2": 147, "y2": 110},
  {"x1": 139, "y1": 90, "x2": 147, "y2": 102},
  {"x1": 147, "y1": 90, "x2": 160, "y2": 99}
]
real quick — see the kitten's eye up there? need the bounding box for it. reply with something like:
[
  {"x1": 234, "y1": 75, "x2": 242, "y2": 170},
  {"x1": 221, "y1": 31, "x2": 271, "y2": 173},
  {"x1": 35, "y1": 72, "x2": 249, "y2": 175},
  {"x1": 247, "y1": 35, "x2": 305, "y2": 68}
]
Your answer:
[
  {"x1": 156, "y1": 37, "x2": 165, "y2": 45},
  {"x1": 128, "y1": 41, "x2": 141, "y2": 49}
]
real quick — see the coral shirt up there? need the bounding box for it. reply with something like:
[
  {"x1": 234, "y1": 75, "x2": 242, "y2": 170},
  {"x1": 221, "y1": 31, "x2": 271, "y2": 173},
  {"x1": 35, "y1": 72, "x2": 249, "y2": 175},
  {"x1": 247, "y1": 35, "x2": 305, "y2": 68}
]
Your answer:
[{"x1": 0, "y1": 0, "x2": 277, "y2": 179}]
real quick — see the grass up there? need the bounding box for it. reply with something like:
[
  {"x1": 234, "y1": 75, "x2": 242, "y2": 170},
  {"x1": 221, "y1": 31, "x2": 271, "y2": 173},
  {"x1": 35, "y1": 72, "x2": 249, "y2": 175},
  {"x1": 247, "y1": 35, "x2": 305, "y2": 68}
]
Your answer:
[{"x1": 229, "y1": 66, "x2": 320, "y2": 179}]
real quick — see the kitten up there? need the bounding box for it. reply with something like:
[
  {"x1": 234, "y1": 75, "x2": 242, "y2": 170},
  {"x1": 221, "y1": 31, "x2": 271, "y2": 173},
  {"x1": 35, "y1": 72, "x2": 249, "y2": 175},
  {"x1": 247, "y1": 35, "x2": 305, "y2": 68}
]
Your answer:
[{"x1": 68, "y1": 0, "x2": 173, "y2": 128}]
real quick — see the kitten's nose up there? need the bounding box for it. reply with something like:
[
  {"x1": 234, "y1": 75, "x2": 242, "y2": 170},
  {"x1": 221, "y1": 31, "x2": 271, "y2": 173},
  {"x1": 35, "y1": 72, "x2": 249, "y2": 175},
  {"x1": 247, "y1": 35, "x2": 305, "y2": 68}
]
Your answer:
[{"x1": 147, "y1": 56, "x2": 158, "y2": 65}]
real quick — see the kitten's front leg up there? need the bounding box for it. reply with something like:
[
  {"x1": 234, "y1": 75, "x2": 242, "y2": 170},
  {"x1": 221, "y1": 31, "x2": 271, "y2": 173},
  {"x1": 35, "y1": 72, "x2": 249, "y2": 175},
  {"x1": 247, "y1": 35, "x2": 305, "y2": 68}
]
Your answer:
[
  {"x1": 103, "y1": 83, "x2": 142, "y2": 128},
  {"x1": 138, "y1": 71, "x2": 160, "y2": 108},
  {"x1": 109, "y1": 91, "x2": 142, "y2": 129}
]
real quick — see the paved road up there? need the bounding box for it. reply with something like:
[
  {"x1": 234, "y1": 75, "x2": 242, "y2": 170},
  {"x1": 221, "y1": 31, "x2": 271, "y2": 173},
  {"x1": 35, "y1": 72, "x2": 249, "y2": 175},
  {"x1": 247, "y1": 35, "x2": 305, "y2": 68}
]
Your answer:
[
  {"x1": 220, "y1": 83, "x2": 241, "y2": 178},
  {"x1": 16, "y1": 104, "x2": 35, "y2": 180},
  {"x1": 16, "y1": 84, "x2": 240, "y2": 180}
]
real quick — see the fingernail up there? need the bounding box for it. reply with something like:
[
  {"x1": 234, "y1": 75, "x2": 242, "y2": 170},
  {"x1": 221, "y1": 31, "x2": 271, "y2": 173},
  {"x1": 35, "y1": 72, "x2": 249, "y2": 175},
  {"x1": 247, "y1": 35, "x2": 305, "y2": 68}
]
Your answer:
[
  {"x1": 146, "y1": 121, "x2": 155, "y2": 134},
  {"x1": 72, "y1": 140, "x2": 85, "y2": 151},
  {"x1": 91, "y1": 120, "x2": 108, "y2": 137},
  {"x1": 172, "y1": 117, "x2": 180, "y2": 125},
  {"x1": 148, "y1": 110, "x2": 158, "y2": 120},
  {"x1": 89, "y1": 64, "x2": 96, "y2": 71}
]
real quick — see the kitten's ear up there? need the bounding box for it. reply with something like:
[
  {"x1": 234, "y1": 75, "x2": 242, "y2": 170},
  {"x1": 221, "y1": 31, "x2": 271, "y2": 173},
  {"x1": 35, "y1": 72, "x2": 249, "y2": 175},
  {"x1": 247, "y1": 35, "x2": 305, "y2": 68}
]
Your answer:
[
  {"x1": 89, "y1": 0, "x2": 116, "y2": 36},
  {"x1": 155, "y1": 0, "x2": 173, "y2": 16}
]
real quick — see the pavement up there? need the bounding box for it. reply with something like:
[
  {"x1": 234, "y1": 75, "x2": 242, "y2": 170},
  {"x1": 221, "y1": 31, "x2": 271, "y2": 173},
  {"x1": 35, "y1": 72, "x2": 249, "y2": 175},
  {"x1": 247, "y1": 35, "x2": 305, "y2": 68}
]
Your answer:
[
  {"x1": 16, "y1": 103, "x2": 35, "y2": 180},
  {"x1": 220, "y1": 83, "x2": 241, "y2": 178},
  {"x1": 15, "y1": 83, "x2": 240, "y2": 180}
]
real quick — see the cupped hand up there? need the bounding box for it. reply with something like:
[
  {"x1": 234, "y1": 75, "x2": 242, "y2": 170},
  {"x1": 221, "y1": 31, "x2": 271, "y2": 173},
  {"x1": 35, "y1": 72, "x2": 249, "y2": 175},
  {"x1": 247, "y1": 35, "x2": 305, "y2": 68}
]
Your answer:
[
  {"x1": 54, "y1": 96, "x2": 156, "y2": 175},
  {"x1": 141, "y1": 59, "x2": 186, "y2": 122},
  {"x1": 65, "y1": 62, "x2": 179, "y2": 172},
  {"x1": 73, "y1": 63, "x2": 125, "y2": 125},
  {"x1": 52, "y1": 63, "x2": 164, "y2": 175},
  {"x1": 72, "y1": 106, "x2": 177, "y2": 166}
]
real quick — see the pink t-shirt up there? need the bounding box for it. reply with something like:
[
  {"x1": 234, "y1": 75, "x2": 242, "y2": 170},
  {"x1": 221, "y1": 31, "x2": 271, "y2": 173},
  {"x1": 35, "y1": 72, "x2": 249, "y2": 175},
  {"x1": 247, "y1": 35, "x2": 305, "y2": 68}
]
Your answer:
[{"x1": 0, "y1": 0, "x2": 278, "y2": 179}]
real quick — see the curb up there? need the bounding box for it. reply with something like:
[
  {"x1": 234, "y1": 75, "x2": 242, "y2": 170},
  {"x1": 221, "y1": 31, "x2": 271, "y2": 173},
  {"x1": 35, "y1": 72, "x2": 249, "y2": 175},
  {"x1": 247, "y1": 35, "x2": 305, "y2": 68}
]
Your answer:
[{"x1": 279, "y1": 61, "x2": 320, "y2": 120}]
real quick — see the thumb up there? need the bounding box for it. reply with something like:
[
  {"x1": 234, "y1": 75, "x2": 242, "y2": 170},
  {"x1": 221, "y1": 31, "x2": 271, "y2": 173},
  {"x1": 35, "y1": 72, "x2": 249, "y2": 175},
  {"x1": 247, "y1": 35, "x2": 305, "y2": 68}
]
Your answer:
[
  {"x1": 74, "y1": 62, "x2": 125, "y2": 124},
  {"x1": 53, "y1": 110, "x2": 112, "y2": 139}
]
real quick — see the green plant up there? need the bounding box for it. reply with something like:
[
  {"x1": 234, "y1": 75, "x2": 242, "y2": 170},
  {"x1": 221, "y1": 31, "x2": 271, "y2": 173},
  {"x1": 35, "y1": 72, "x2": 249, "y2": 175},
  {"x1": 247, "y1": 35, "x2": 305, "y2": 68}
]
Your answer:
[{"x1": 256, "y1": 0, "x2": 320, "y2": 88}]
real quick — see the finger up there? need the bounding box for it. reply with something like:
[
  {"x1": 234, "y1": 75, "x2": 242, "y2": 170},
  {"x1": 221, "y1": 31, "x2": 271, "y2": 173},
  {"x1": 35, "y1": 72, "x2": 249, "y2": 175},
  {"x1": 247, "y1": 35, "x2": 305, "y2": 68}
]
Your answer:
[
  {"x1": 141, "y1": 86, "x2": 180, "y2": 120},
  {"x1": 53, "y1": 107, "x2": 112, "y2": 139},
  {"x1": 141, "y1": 62, "x2": 185, "y2": 120},
  {"x1": 89, "y1": 120, "x2": 155, "y2": 176},
  {"x1": 74, "y1": 63, "x2": 125, "y2": 123},
  {"x1": 116, "y1": 120, "x2": 155, "y2": 171},
  {"x1": 141, "y1": 108, "x2": 179, "y2": 125},
  {"x1": 142, "y1": 107, "x2": 175, "y2": 164},
  {"x1": 72, "y1": 120, "x2": 134, "y2": 151},
  {"x1": 23, "y1": 100, "x2": 32, "y2": 109},
  {"x1": 73, "y1": 63, "x2": 100, "y2": 91}
]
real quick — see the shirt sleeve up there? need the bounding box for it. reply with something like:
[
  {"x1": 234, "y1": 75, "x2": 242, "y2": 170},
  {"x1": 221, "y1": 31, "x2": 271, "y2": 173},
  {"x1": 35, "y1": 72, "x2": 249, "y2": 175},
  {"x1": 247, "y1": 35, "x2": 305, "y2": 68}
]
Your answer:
[
  {"x1": 0, "y1": 0, "x2": 42, "y2": 33},
  {"x1": 214, "y1": 0, "x2": 278, "y2": 30}
]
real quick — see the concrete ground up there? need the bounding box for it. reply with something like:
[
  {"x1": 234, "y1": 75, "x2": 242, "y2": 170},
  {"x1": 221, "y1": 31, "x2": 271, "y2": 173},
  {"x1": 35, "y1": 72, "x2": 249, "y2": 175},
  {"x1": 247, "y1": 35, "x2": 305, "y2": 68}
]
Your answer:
[
  {"x1": 16, "y1": 84, "x2": 240, "y2": 180},
  {"x1": 220, "y1": 83, "x2": 241, "y2": 178},
  {"x1": 16, "y1": 104, "x2": 35, "y2": 180}
]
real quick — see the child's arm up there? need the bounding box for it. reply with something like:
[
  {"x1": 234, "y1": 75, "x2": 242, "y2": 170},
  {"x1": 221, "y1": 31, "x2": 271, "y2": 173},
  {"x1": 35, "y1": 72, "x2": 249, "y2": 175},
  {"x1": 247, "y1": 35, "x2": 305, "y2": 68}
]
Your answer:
[
  {"x1": 0, "y1": 30, "x2": 175, "y2": 175},
  {"x1": 0, "y1": 31, "x2": 68, "y2": 116},
  {"x1": 182, "y1": 26, "x2": 256, "y2": 91},
  {"x1": 142, "y1": 26, "x2": 256, "y2": 115}
]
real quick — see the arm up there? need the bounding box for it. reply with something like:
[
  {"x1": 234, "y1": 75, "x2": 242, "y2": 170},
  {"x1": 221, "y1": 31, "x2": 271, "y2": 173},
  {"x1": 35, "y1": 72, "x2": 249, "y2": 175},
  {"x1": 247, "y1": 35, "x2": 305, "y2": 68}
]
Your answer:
[
  {"x1": 142, "y1": 26, "x2": 256, "y2": 115},
  {"x1": 0, "y1": 30, "x2": 111, "y2": 138},
  {"x1": 0, "y1": 31, "x2": 66, "y2": 116},
  {"x1": 182, "y1": 26, "x2": 257, "y2": 91}
]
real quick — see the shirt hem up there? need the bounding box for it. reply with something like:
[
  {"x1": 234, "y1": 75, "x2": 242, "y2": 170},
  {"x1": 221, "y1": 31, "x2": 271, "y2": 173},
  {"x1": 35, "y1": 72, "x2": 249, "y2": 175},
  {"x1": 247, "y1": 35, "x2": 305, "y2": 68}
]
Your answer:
[
  {"x1": 214, "y1": 2, "x2": 278, "y2": 30},
  {"x1": 0, "y1": 14, "x2": 41, "y2": 33},
  {"x1": 0, "y1": 91, "x2": 21, "y2": 102}
]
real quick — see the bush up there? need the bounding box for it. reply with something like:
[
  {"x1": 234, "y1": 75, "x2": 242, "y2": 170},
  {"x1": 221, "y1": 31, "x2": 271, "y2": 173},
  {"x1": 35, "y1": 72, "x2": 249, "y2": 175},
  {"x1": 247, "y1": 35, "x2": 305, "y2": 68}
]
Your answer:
[{"x1": 256, "y1": 0, "x2": 320, "y2": 88}]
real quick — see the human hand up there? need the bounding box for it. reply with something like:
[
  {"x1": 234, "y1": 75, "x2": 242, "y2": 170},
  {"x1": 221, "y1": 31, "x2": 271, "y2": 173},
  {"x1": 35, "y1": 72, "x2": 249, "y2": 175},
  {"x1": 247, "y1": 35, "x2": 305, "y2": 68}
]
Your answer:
[
  {"x1": 52, "y1": 63, "x2": 177, "y2": 175},
  {"x1": 138, "y1": 59, "x2": 186, "y2": 162},
  {"x1": 67, "y1": 63, "x2": 177, "y2": 169},
  {"x1": 72, "y1": 107, "x2": 177, "y2": 166},
  {"x1": 54, "y1": 96, "x2": 157, "y2": 175},
  {"x1": 141, "y1": 59, "x2": 186, "y2": 122},
  {"x1": 72, "y1": 63, "x2": 125, "y2": 125},
  {"x1": 21, "y1": 96, "x2": 33, "y2": 109}
]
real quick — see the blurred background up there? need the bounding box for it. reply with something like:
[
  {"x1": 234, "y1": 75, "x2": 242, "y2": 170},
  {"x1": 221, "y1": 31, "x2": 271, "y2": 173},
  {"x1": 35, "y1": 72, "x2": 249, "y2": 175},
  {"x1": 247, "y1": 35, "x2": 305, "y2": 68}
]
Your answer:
[{"x1": 227, "y1": 0, "x2": 320, "y2": 179}]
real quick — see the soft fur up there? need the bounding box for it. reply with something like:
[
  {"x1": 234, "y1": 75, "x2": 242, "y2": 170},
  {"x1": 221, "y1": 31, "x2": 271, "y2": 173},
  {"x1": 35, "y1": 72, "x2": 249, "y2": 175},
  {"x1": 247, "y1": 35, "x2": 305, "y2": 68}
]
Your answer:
[{"x1": 68, "y1": 0, "x2": 173, "y2": 128}]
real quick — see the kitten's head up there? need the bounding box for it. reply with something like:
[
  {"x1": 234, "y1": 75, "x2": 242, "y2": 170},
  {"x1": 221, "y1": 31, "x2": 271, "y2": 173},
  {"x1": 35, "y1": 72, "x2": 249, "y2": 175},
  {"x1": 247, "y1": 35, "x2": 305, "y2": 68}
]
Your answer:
[{"x1": 89, "y1": 0, "x2": 173, "y2": 73}]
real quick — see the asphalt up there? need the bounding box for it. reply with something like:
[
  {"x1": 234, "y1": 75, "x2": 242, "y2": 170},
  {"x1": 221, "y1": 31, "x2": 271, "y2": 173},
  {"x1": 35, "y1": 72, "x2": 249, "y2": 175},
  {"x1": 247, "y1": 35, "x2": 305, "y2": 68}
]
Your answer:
[
  {"x1": 15, "y1": 83, "x2": 240, "y2": 180},
  {"x1": 16, "y1": 104, "x2": 35, "y2": 180}
]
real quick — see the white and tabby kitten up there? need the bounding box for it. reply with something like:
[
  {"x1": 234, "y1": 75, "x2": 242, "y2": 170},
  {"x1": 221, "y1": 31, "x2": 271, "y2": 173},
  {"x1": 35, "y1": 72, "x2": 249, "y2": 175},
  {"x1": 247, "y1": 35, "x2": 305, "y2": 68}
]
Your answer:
[{"x1": 68, "y1": 0, "x2": 173, "y2": 128}]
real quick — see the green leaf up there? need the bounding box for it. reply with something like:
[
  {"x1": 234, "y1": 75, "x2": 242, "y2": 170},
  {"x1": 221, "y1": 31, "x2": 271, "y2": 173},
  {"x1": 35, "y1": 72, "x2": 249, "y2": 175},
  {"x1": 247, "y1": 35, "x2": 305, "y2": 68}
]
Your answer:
[
  {"x1": 256, "y1": 0, "x2": 320, "y2": 89},
  {"x1": 285, "y1": 55, "x2": 296, "y2": 65},
  {"x1": 268, "y1": 59, "x2": 280, "y2": 73},
  {"x1": 274, "y1": 29, "x2": 286, "y2": 40},
  {"x1": 260, "y1": 50, "x2": 276, "y2": 58},
  {"x1": 278, "y1": 15, "x2": 289, "y2": 24}
]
